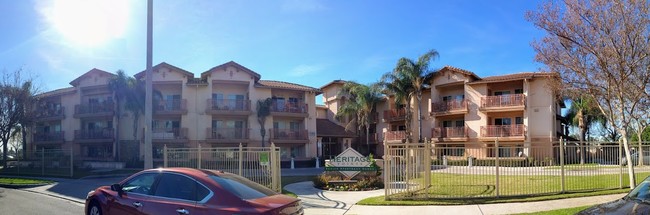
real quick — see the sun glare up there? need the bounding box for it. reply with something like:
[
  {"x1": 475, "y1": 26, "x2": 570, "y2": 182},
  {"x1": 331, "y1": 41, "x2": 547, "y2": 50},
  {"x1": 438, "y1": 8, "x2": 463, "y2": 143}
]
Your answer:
[{"x1": 43, "y1": 0, "x2": 130, "y2": 47}]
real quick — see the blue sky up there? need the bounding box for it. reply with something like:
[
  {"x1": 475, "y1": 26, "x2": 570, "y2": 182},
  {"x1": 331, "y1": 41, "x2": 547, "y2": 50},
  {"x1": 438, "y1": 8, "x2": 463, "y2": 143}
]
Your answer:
[{"x1": 0, "y1": 0, "x2": 546, "y2": 103}]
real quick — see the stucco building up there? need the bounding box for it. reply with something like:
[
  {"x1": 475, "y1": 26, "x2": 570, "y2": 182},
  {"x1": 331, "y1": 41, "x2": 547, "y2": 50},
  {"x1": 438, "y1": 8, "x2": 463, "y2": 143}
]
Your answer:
[{"x1": 29, "y1": 61, "x2": 321, "y2": 166}]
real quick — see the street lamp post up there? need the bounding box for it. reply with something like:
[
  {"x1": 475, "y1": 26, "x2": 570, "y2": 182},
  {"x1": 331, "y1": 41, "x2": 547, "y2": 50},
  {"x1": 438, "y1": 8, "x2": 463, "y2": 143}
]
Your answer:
[{"x1": 144, "y1": 0, "x2": 153, "y2": 169}]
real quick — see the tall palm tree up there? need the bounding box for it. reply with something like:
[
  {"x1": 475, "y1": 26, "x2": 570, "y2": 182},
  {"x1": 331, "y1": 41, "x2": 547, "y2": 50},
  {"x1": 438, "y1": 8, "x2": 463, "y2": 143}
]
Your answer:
[
  {"x1": 336, "y1": 81, "x2": 383, "y2": 154},
  {"x1": 257, "y1": 98, "x2": 273, "y2": 147},
  {"x1": 392, "y1": 49, "x2": 439, "y2": 142},
  {"x1": 564, "y1": 96, "x2": 600, "y2": 164},
  {"x1": 108, "y1": 70, "x2": 131, "y2": 161},
  {"x1": 381, "y1": 72, "x2": 416, "y2": 142}
]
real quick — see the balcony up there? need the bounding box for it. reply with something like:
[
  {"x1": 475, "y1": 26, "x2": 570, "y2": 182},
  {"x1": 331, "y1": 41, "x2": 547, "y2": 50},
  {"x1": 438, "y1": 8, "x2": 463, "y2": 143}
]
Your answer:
[
  {"x1": 269, "y1": 129, "x2": 308, "y2": 143},
  {"x1": 74, "y1": 129, "x2": 114, "y2": 143},
  {"x1": 74, "y1": 103, "x2": 114, "y2": 118},
  {"x1": 479, "y1": 125, "x2": 526, "y2": 141},
  {"x1": 154, "y1": 99, "x2": 188, "y2": 116},
  {"x1": 384, "y1": 131, "x2": 406, "y2": 142},
  {"x1": 383, "y1": 109, "x2": 407, "y2": 122},
  {"x1": 480, "y1": 94, "x2": 526, "y2": 112},
  {"x1": 431, "y1": 99, "x2": 468, "y2": 116},
  {"x1": 33, "y1": 131, "x2": 65, "y2": 144},
  {"x1": 270, "y1": 102, "x2": 308, "y2": 118},
  {"x1": 206, "y1": 99, "x2": 252, "y2": 116},
  {"x1": 151, "y1": 127, "x2": 188, "y2": 143},
  {"x1": 35, "y1": 107, "x2": 65, "y2": 121},
  {"x1": 206, "y1": 128, "x2": 250, "y2": 143},
  {"x1": 432, "y1": 127, "x2": 468, "y2": 142}
]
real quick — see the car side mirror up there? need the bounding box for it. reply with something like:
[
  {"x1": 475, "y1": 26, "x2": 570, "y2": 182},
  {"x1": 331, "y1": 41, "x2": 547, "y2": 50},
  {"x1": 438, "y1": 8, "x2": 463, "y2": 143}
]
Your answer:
[{"x1": 111, "y1": 184, "x2": 124, "y2": 196}]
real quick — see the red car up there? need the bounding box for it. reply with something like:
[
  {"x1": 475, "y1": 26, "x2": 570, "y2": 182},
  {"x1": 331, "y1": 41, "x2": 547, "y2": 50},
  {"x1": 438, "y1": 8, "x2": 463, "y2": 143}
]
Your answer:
[{"x1": 85, "y1": 168, "x2": 303, "y2": 215}]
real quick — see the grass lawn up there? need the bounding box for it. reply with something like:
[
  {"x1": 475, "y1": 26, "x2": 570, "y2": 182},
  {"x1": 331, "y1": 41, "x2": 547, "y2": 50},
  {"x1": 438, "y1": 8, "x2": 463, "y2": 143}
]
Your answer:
[
  {"x1": 513, "y1": 205, "x2": 591, "y2": 215},
  {"x1": 0, "y1": 177, "x2": 53, "y2": 185},
  {"x1": 281, "y1": 175, "x2": 315, "y2": 198}
]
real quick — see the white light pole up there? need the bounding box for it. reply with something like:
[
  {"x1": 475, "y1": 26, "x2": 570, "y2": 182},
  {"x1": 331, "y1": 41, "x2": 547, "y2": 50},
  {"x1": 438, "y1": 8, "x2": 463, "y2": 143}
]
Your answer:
[{"x1": 144, "y1": 0, "x2": 153, "y2": 169}]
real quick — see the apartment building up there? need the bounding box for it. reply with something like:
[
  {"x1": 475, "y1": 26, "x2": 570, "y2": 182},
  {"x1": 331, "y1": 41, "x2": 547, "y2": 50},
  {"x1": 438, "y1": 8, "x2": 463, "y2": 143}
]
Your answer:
[
  {"x1": 321, "y1": 66, "x2": 566, "y2": 159},
  {"x1": 29, "y1": 61, "x2": 321, "y2": 166}
]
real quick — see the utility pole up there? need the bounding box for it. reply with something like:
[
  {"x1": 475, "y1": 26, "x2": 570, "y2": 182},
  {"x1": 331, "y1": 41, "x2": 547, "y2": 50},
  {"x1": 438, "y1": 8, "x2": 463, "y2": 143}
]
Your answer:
[{"x1": 144, "y1": 0, "x2": 153, "y2": 169}]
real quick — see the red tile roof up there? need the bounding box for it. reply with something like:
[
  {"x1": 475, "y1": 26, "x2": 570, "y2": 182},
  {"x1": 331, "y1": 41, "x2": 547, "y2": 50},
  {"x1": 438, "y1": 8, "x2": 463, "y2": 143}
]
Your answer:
[
  {"x1": 316, "y1": 119, "x2": 357, "y2": 137},
  {"x1": 37, "y1": 87, "x2": 76, "y2": 98},
  {"x1": 256, "y1": 80, "x2": 322, "y2": 94},
  {"x1": 469, "y1": 72, "x2": 557, "y2": 84}
]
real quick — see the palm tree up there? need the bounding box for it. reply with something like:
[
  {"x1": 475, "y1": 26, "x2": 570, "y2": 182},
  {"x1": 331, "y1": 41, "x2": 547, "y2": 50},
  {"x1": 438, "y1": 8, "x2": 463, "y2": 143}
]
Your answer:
[
  {"x1": 124, "y1": 78, "x2": 145, "y2": 142},
  {"x1": 392, "y1": 49, "x2": 439, "y2": 142},
  {"x1": 257, "y1": 98, "x2": 273, "y2": 147},
  {"x1": 564, "y1": 96, "x2": 601, "y2": 164},
  {"x1": 336, "y1": 81, "x2": 383, "y2": 155},
  {"x1": 108, "y1": 70, "x2": 131, "y2": 161},
  {"x1": 381, "y1": 72, "x2": 415, "y2": 142}
]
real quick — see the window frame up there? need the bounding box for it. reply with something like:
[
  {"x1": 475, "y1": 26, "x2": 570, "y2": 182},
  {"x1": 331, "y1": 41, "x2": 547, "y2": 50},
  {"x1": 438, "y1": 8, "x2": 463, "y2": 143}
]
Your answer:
[{"x1": 149, "y1": 172, "x2": 214, "y2": 204}]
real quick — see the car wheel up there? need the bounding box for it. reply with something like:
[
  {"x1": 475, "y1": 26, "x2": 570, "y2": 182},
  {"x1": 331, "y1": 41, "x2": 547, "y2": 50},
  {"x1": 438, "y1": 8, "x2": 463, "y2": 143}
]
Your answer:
[{"x1": 88, "y1": 202, "x2": 102, "y2": 215}]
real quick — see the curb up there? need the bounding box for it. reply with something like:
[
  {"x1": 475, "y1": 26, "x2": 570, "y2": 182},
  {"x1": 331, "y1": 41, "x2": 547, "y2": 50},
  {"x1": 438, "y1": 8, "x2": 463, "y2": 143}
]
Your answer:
[
  {"x1": 19, "y1": 189, "x2": 85, "y2": 204},
  {"x1": 0, "y1": 183, "x2": 53, "y2": 189},
  {"x1": 79, "y1": 174, "x2": 131, "y2": 180}
]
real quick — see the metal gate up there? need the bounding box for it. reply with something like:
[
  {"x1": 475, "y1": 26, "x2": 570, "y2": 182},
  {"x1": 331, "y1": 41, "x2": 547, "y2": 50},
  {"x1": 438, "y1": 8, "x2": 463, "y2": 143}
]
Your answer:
[{"x1": 164, "y1": 143, "x2": 281, "y2": 192}]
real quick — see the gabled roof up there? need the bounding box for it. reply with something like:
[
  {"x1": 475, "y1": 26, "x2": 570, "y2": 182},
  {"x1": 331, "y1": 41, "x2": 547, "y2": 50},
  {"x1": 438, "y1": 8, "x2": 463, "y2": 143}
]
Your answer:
[
  {"x1": 320, "y1": 80, "x2": 346, "y2": 90},
  {"x1": 37, "y1": 87, "x2": 76, "y2": 98},
  {"x1": 200, "y1": 61, "x2": 261, "y2": 81},
  {"x1": 468, "y1": 72, "x2": 557, "y2": 84},
  {"x1": 256, "y1": 80, "x2": 322, "y2": 94},
  {"x1": 134, "y1": 62, "x2": 194, "y2": 79},
  {"x1": 436, "y1": 65, "x2": 480, "y2": 80},
  {"x1": 69, "y1": 68, "x2": 116, "y2": 87},
  {"x1": 316, "y1": 119, "x2": 357, "y2": 137}
]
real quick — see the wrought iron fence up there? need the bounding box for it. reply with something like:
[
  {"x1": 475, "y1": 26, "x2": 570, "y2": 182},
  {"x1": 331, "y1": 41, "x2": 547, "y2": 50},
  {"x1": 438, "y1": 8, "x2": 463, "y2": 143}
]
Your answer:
[
  {"x1": 164, "y1": 143, "x2": 282, "y2": 192},
  {"x1": 2, "y1": 148, "x2": 73, "y2": 177},
  {"x1": 384, "y1": 140, "x2": 650, "y2": 200}
]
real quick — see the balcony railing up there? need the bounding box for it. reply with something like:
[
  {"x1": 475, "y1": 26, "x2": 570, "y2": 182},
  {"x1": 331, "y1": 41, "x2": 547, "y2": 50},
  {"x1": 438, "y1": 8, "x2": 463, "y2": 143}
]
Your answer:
[
  {"x1": 432, "y1": 99, "x2": 467, "y2": 113},
  {"x1": 432, "y1": 127, "x2": 468, "y2": 138},
  {"x1": 154, "y1": 99, "x2": 187, "y2": 112},
  {"x1": 480, "y1": 125, "x2": 526, "y2": 137},
  {"x1": 270, "y1": 129, "x2": 308, "y2": 140},
  {"x1": 481, "y1": 94, "x2": 525, "y2": 108},
  {"x1": 33, "y1": 131, "x2": 64, "y2": 142},
  {"x1": 74, "y1": 129, "x2": 114, "y2": 140},
  {"x1": 207, "y1": 99, "x2": 251, "y2": 112},
  {"x1": 152, "y1": 127, "x2": 188, "y2": 140},
  {"x1": 270, "y1": 102, "x2": 308, "y2": 114},
  {"x1": 384, "y1": 131, "x2": 406, "y2": 141},
  {"x1": 35, "y1": 107, "x2": 65, "y2": 119},
  {"x1": 206, "y1": 128, "x2": 250, "y2": 140},
  {"x1": 75, "y1": 103, "x2": 114, "y2": 116},
  {"x1": 383, "y1": 109, "x2": 407, "y2": 121}
]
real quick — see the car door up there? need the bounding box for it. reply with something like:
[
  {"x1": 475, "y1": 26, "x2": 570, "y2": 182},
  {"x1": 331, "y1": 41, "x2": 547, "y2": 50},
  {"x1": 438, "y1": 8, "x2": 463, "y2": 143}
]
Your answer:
[
  {"x1": 143, "y1": 173, "x2": 214, "y2": 215},
  {"x1": 107, "y1": 172, "x2": 158, "y2": 215}
]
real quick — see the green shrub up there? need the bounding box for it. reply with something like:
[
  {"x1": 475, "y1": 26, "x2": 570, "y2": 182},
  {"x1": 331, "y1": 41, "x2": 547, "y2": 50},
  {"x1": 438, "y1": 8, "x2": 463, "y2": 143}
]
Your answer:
[
  {"x1": 312, "y1": 173, "x2": 342, "y2": 189},
  {"x1": 354, "y1": 176, "x2": 384, "y2": 189}
]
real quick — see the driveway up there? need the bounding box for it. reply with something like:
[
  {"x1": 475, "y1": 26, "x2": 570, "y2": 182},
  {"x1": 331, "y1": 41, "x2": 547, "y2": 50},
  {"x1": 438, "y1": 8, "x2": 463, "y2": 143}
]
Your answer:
[{"x1": 284, "y1": 181, "x2": 384, "y2": 215}]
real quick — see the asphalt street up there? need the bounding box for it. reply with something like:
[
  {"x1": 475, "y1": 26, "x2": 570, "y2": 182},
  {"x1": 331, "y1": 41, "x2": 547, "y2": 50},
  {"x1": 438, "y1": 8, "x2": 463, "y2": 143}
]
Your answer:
[{"x1": 0, "y1": 187, "x2": 84, "y2": 215}]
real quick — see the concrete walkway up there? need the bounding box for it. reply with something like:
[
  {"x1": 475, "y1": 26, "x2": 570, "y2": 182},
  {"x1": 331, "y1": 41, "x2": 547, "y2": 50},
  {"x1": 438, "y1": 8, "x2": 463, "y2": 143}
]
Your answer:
[{"x1": 283, "y1": 181, "x2": 626, "y2": 215}]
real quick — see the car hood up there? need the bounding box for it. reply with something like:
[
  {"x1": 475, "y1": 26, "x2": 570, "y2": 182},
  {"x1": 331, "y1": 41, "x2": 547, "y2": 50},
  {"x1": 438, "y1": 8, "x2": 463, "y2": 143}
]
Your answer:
[{"x1": 578, "y1": 198, "x2": 650, "y2": 214}]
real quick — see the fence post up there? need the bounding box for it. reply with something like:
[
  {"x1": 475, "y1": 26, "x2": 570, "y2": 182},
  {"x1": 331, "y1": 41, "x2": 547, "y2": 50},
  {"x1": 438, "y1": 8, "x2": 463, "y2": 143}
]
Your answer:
[
  {"x1": 495, "y1": 139, "x2": 500, "y2": 198},
  {"x1": 197, "y1": 144, "x2": 202, "y2": 169},
  {"x1": 271, "y1": 143, "x2": 279, "y2": 192},
  {"x1": 425, "y1": 138, "x2": 431, "y2": 199},
  {"x1": 70, "y1": 146, "x2": 74, "y2": 178},
  {"x1": 619, "y1": 139, "x2": 623, "y2": 189},
  {"x1": 560, "y1": 137, "x2": 566, "y2": 193},
  {"x1": 384, "y1": 140, "x2": 390, "y2": 200},
  {"x1": 238, "y1": 143, "x2": 243, "y2": 176},
  {"x1": 41, "y1": 148, "x2": 45, "y2": 176},
  {"x1": 163, "y1": 144, "x2": 168, "y2": 168}
]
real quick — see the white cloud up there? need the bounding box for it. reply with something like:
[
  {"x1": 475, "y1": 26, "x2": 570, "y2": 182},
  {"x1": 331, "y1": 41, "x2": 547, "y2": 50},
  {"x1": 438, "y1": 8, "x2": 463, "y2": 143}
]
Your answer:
[{"x1": 290, "y1": 64, "x2": 325, "y2": 77}]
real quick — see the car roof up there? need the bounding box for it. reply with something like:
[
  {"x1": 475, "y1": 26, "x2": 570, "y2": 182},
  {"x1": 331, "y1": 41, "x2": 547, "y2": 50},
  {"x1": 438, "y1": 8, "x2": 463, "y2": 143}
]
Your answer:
[{"x1": 140, "y1": 167, "x2": 227, "y2": 177}]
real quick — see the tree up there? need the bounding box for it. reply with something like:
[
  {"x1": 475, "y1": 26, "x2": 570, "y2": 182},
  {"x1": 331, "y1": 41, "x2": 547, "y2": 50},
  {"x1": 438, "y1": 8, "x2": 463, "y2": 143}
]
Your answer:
[
  {"x1": 381, "y1": 72, "x2": 415, "y2": 142},
  {"x1": 257, "y1": 98, "x2": 273, "y2": 147},
  {"x1": 528, "y1": 0, "x2": 650, "y2": 188},
  {"x1": 108, "y1": 70, "x2": 131, "y2": 162},
  {"x1": 392, "y1": 49, "x2": 439, "y2": 142},
  {"x1": 564, "y1": 97, "x2": 601, "y2": 164},
  {"x1": 336, "y1": 81, "x2": 383, "y2": 154},
  {"x1": 124, "y1": 78, "x2": 146, "y2": 142},
  {"x1": 0, "y1": 69, "x2": 37, "y2": 168}
]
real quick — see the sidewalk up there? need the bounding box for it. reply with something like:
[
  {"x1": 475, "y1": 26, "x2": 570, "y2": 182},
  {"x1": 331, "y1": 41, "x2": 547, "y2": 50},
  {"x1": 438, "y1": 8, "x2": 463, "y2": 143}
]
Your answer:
[
  {"x1": 283, "y1": 181, "x2": 625, "y2": 215},
  {"x1": 0, "y1": 174, "x2": 128, "y2": 204}
]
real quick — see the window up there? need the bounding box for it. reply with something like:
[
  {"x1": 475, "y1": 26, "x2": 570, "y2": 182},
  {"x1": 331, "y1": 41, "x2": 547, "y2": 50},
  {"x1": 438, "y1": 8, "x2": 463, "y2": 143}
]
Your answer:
[
  {"x1": 515, "y1": 117, "x2": 523, "y2": 125},
  {"x1": 122, "y1": 173, "x2": 157, "y2": 195},
  {"x1": 495, "y1": 118, "x2": 511, "y2": 126},
  {"x1": 499, "y1": 147, "x2": 512, "y2": 157},
  {"x1": 494, "y1": 91, "x2": 511, "y2": 96},
  {"x1": 455, "y1": 95, "x2": 465, "y2": 101},
  {"x1": 442, "y1": 96, "x2": 452, "y2": 101},
  {"x1": 209, "y1": 173, "x2": 276, "y2": 200},
  {"x1": 455, "y1": 120, "x2": 464, "y2": 127},
  {"x1": 165, "y1": 95, "x2": 181, "y2": 110},
  {"x1": 154, "y1": 173, "x2": 209, "y2": 202},
  {"x1": 442, "y1": 121, "x2": 452, "y2": 128},
  {"x1": 289, "y1": 122, "x2": 300, "y2": 131},
  {"x1": 515, "y1": 89, "x2": 523, "y2": 94}
]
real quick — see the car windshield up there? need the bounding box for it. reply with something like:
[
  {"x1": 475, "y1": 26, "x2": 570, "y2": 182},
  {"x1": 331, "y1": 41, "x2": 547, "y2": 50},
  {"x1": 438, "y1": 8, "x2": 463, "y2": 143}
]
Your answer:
[
  {"x1": 209, "y1": 173, "x2": 277, "y2": 200},
  {"x1": 626, "y1": 177, "x2": 650, "y2": 201}
]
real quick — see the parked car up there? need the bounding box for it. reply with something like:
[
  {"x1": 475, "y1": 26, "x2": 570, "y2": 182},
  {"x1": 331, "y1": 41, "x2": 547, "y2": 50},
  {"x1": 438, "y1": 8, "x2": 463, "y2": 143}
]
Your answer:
[
  {"x1": 578, "y1": 176, "x2": 650, "y2": 214},
  {"x1": 85, "y1": 168, "x2": 302, "y2": 215},
  {"x1": 621, "y1": 150, "x2": 650, "y2": 165}
]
